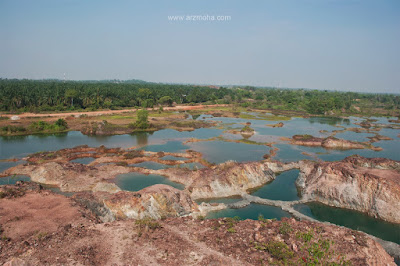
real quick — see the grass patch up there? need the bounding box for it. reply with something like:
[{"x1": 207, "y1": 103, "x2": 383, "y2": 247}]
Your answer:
[
  {"x1": 135, "y1": 217, "x2": 162, "y2": 237},
  {"x1": 254, "y1": 240, "x2": 294, "y2": 261},
  {"x1": 239, "y1": 113, "x2": 291, "y2": 121},
  {"x1": 96, "y1": 115, "x2": 135, "y2": 120},
  {"x1": 148, "y1": 111, "x2": 176, "y2": 117}
]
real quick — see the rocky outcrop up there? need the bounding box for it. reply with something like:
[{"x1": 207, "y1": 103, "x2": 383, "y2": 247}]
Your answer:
[
  {"x1": 1, "y1": 207, "x2": 395, "y2": 266},
  {"x1": 1, "y1": 146, "x2": 205, "y2": 192},
  {"x1": 80, "y1": 120, "x2": 130, "y2": 135},
  {"x1": 103, "y1": 184, "x2": 198, "y2": 219},
  {"x1": 291, "y1": 135, "x2": 382, "y2": 151},
  {"x1": 297, "y1": 155, "x2": 400, "y2": 224},
  {"x1": 3, "y1": 162, "x2": 132, "y2": 192},
  {"x1": 240, "y1": 123, "x2": 255, "y2": 138},
  {"x1": 264, "y1": 161, "x2": 300, "y2": 173},
  {"x1": 0, "y1": 183, "x2": 396, "y2": 265},
  {"x1": 267, "y1": 122, "x2": 284, "y2": 127},
  {"x1": 159, "y1": 160, "x2": 276, "y2": 199},
  {"x1": 185, "y1": 161, "x2": 274, "y2": 199},
  {"x1": 367, "y1": 134, "x2": 393, "y2": 142}
]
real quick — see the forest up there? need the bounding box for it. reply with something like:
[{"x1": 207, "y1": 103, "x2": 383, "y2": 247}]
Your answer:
[{"x1": 0, "y1": 79, "x2": 399, "y2": 116}]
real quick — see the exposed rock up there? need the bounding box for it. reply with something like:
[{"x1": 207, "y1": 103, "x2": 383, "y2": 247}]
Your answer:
[
  {"x1": 103, "y1": 184, "x2": 199, "y2": 219},
  {"x1": 185, "y1": 161, "x2": 274, "y2": 199},
  {"x1": 267, "y1": 122, "x2": 284, "y2": 128},
  {"x1": 3, "y1": 258, "x2": 29, "y2": 266},
  {"x1": 368, "y1": 134, "x2": 393, "y2": 142},
  {"x1": 0, "y1": 186, "x2": 395, "y2": 266},
  {"x1": 240, "y1": 124, "x2": 255, "y2": 138},
  {"x1": 196, "y1": 202, "x2": 227, "y2": 217},
  {"x1": 264, "y1": 161, "x2": 300, "y2": 173},
  {"x1": 80, "y1": 120, "x2": 130, "y2": 135},
  {"x1": 92, "y1": 182, "x2": 121, "y2": 194},
  {"x1": 297, "y1": 155, "x2": 400, "y2": 224},
  {"x1": 291, "y1": 135, "x2": 381, "y2": 151},
  {"x1": 1, "y1": 146, "x2": 204, "y2": 192},
  {"x1": 3, "y1": 162, "x2": 131, "y2": 192}
]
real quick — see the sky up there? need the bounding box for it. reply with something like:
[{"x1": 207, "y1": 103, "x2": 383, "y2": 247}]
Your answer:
[{"x1": 0, "y1": 0, "x2": 399, "y2": 93}]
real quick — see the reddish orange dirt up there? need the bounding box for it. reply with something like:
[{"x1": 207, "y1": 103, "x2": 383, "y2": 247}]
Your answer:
[{"x1": 0, "y1": 183, "x2": 395, "y2": 265}]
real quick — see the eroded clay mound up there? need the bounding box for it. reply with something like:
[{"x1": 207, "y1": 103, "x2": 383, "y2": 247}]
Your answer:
[
  {"x1": 4, "y1": 162, "x2": 129, "y2": 192},
  {"x1": 103, "y1": 184, "x2": 199, "y2": 219},
  {"x1": 170, "y1": 161, "x2": 275, "y2": 199},
  {"x1": 297, "y1": 155, "x2": 400, "y2": 223}
]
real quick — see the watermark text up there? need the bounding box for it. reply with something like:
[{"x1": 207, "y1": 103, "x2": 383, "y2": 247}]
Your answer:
[{"x1": 168, "y1": 14, "x2": 231, "y2": 22}]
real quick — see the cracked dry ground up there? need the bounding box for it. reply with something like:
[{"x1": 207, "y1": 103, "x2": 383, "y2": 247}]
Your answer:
[{"x1": 0, "y1": 184, "x2": 396, "y2": 265}]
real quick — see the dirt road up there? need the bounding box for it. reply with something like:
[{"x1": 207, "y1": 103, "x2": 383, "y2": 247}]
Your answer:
[{"x1": 0, "y1": 104, "x2": 229, "y2": 118}]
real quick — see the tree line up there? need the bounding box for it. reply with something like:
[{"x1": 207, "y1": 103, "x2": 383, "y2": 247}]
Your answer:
[{"x1": 0, "y1": 79, "x2": 398, "y2": 115}]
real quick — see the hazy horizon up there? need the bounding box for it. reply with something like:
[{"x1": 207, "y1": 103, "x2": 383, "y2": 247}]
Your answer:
[{"x1": 1, "y1": 0, "x2": 399, "y2": 93}]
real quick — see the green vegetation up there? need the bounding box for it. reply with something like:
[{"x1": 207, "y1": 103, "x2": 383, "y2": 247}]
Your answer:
[
  {"x1": 0, "y1": 79, "x2": 398, "y2": 116},
  {"x1": 28, "y1": 119, "x2": 68, "y2": 133},
  {"x1": 241, "y1": 125, "x2": 254, "y2": 133},
  {"x1": 135, "y1": 217, "x2": 162, "y2": 237},
  {"x1": 295, "y1": 228, "x2": 351, "y2": 265},
  {"x1": 293, "y1": 134, "x2": 315, "y2": 140},
  {"x1": 130, "y1": 109, "x2": 149, "y2": 129},
  {"x1": 1, "y1": 125, "x2": 26, "y2": 134},
  {"x1": 279, "y1": 222, "x2": 293, "y2": 235},
  {"x1": 224, "y1": 216, "x2": 240, "y2": 233},
  {"x1": 158, "y1": 96, "x2": 173, "y2": 106},
  {"x1": 1, "y1": 119, "x2": 68, "y2": 135},
  {"x1": 253, "y1": 225, "x2": 351, "y2": 265},
  {"x1": 254, "y1": 240, "x2": 294, "y2": 261},
  {"x1": 135, "y1": 217, "x2": 161, "y2": 230}
]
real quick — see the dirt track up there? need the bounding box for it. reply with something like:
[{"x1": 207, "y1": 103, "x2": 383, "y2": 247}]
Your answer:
[{"x1": 0, "y1": 104, "x2": 229, "y2": 118}]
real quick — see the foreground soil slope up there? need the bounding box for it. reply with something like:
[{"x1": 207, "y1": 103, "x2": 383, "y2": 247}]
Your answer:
[{"x1": 0, "y1": 183, "x2": 395, "y2": 265}]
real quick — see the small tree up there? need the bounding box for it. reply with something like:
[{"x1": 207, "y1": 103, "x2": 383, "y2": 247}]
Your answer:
[
  {"x1": 135, "y1": 109, "x2": 149, "y2": 129},
  {"x1": 55, "y1": 118, "x2": 68, "y2": 129},
  {"x1": 159, "y1": 96, "x2": 173, "y2": 106},
  {"x1": 65, "y1": 89, "x2": 78, "y2": 107}
]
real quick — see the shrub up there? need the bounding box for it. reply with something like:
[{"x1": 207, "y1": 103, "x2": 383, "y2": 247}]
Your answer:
[
  {"x1": 241, "y1": 125, "x2": 254, "y2": 133},
  {"x1": 265, "y1": 241, "x2": 294, "y2": 260},
  {"x1": 279, "y1": 222, "x2": 293, "y2": 235},
  {"x1": 227, "y1": 227, "x2": 236, "y2": 233},
  {"x1": 135, "y1": 218, "x2": 161, "y2": 230},
  {"x1": 55, "y1": 118, "x2": 68, "y2": 129},
  {"x1": 1, "y1": 125, "x2": 26, "y2": 133},
  {"x1": 135, "y1": 109, "x2": 149, "y2": 129}
]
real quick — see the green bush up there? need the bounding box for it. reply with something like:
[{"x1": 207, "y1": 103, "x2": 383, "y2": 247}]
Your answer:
[
  {"x1": 28, "y1": 119, "x2": 68, "y2": 133},
  {"x1": 279, "y1": 222, "x2": 293, "y2": 235},
  {"x1": 1, "y1": 125, "x2": 26, "y2": 133},
  {"x1": 135, "y1": 218, "x2": 161, "y2": 230},
  {"x1": 135, "y1": 109, "x2": 149, "y2": 129},
  {"x1": 55, "y1": 118, "x2": 68, "y2": 129}
]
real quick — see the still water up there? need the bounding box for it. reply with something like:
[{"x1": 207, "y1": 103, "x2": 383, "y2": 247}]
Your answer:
[
  {"x1": 295, "y1": 203, "x2": 400, "y2": 245},
  {"x1": 1, "y1": 114, "x2": 399, "y2": 243}
]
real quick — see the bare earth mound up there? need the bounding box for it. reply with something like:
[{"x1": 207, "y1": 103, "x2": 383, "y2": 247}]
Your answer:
[{"x1": 0, "y1": 184, "x2": 395, "y2": 265}]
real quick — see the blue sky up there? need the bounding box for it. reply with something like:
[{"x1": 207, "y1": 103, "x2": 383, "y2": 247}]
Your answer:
[{"x1": 0, "y1": 0, "x2": 399, "y2": 93}]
